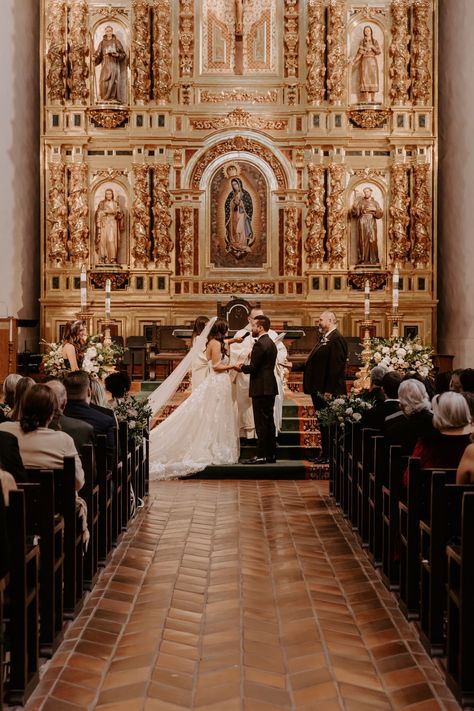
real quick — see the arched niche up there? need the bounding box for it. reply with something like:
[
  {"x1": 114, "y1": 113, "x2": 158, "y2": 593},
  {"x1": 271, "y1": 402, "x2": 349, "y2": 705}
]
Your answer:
[
  {"x1": 348, "y1": 19, "x2": 387, "y2": 106},
  {"x1": 91, "y1": 179, "x2": 129, "y2": 267},
  {"x1": 347, "y1": 178, "x2": 387, "y2": 268},
  {"x1": 91, "y1": 20, "x2": 129, "y2": 105}
]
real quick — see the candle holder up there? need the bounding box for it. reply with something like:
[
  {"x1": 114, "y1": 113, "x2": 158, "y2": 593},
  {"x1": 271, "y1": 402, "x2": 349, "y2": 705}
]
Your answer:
[
  {"x1": 7, "y1": 339, "x2": 14, "y2": 375},
  {"x1": 386, "y1": 310, "x2": 403, "y2": 338},
  {"x1": 353, "y1": 319, "x2": 374, "y2": 393},
  {"x1": 101, "y1": 318, "x2": 116, "y2": 346},
  {"x1": 75, "y1": 310, "x2": 94, "y2": 332}
]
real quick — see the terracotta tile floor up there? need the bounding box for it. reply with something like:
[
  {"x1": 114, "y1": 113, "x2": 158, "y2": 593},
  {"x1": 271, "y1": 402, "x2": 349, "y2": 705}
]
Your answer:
[{"x1": 23, "y1": 480, "x2": 460, "y2": 710}]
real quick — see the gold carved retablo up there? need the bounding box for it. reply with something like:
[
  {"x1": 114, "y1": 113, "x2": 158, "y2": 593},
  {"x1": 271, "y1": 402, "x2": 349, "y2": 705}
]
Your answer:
[
  {"x1": 191, "y1": 109, "x2": 287, "y2": 131},
  {"x1": 202, "y1": 282, "x2": 275, "y2": 295},
  {"x1": 89, "y1": 109, "x2": 130, "y2": 129},
  {"x1": 348, "y1": 272, "x2": 389, "y2": 290},
  {"x1": 348, "y1": 109, "x2": 391, "y2": 129}
]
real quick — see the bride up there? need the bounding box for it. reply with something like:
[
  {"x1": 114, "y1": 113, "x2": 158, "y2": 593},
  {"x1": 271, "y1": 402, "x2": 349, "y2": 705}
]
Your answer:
[{"x1": 148, "y1": 317, "x2": 240, "y2": 480}]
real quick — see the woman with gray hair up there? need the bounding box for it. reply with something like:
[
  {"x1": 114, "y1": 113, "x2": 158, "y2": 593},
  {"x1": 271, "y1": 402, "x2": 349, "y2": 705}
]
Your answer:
[{"x1": 385, "y1": 378, "x2": 435, "y2": 455}]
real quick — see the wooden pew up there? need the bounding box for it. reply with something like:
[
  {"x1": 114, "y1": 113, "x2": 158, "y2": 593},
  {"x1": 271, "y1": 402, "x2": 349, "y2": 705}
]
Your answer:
[
  {"x1": 329, "y1": 421, "x2": 339, "y2": 501},
  {"x1": 367, "y1": 435, "x2": 386, "y2": 568},
  {"x1": 4, "y1": 489, "x2": 40, "y2": 706},
  {"x1": 419, "y1": 473, "x2": 472, "y2": 656},
  {"x1": 347, "y1": 421, "x2": 362, "y2": 529},
  {"x1": 111, "y1": 425, "x2": 124, "y2": 544},
  {"x1": 446, "y1": 492, "x2": 474, "y2": 707},
  {"x1": 355, "y1": 428, "x2": 379, "y2": 547},
  {"x1": 18, "y1": 473, "x2": 65, "y2": 657},
  {"x1": 96, "y1": 433, "x2": 113, "y2": 565},
  {"x1": 338, "y1": 424, "x2": 351, "y2": 517},
  {"x1": 80, "y1": 443, "x2": 99, "y2": 590},
  {"x1": 143, "y1": 427, "x2": 150, "y2": 498},
  {"x1": 0, "y1": 487, "x2": 8, "y2": 711},
  {"x1": 119, "y1": 421, "x2": 132, "y2": 527},
  {"x1": 381, "y1": 445, "x2": 408, "y2": 591}
]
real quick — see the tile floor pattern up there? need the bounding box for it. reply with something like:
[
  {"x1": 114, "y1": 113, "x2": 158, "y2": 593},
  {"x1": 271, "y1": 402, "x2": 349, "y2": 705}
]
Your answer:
[{"x1": 23, "y1": 480, "x2": 461, "y2": 711}]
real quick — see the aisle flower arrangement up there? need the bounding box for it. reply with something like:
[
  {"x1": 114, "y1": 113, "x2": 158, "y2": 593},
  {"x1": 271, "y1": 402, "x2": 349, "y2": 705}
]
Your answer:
[
  {"x1": 114, "y1": 395, "x2": 152, "y2": 445},
  {"x1": 317, "y1": 393, "x2": 373, "y2": 428},
  {"x1": 41, "y1": 340, "x2": 67, "y2": 377},
  {"x1": 41, "y1": 336, "x2": 123, "y2": 379},
  {"x1": 366, "y1": 336, "x2": 433, "y2": 379}
]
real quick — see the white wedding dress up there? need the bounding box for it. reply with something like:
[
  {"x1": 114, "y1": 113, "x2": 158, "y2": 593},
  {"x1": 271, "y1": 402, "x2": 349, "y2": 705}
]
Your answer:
[{"x1": 149, "y1": 357, "x2": 240, "y2": 480}]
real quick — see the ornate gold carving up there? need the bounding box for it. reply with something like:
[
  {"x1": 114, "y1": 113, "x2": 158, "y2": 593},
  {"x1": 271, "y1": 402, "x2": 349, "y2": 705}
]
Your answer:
[
  {"x1": 191, "y1": 137, "x2": 286, "y2": 190},
  {"x1": 67, "y1": 163, "x2": 89, "y2": 266},
  {"x1": 305, "y1": 164, "x2": 325, "y2": 269},
  {"x1": 153, "y1": 0, "x2": 172, "y2": 102},
  {"x1": 190, "y1": 109, "x2": 287, "y2": 131},
  {"x1": 132, "y1": 0, "x2": 151, "y2": 103},
  {"x1": 284, "y1": 0, "x2": 299, "y2": 79},
  {"x1": 353, "y1": 168, "x2": 386, "y2": 177},
  {"x1": 411, "y1": 164, "x2": 432, "y2": 267},
  {"x1": 95, "y1": 8, "x2": 128, "y2": 19},
  {"x1": 327, "y1": 164, "x2": 346, "y2": 267},
  {"x1": 348, "y1": 272, "x2": 388, "y2": 290},
  {"x1": 247, "y1": 10, "x2": 272, "y2": 72},
  {"x1": 389, "y1": 0, "x2": 411, "y2": 105},
  {"x1": 327, "y1": 0, "x2": 347, "y2": 105},
  {"x1": 89, "y1": 109, "x2": 129, "y2": 129},
  {"x1": 179, "y1": 0, "x2": 194, "y2": 78},
  {"x1": 89, "y1": 272, "x2": 130, "y2": 289},
  {"x1": 200, "y1": 89, "x2": 278, "y2": 104},
  {"x1": 411, "y1": 0, "x2": 432, "y2": 106},
  {"x1": 202, "y1": 282, "x2": 275, "y2": 295},
  {"x1": 178, "y1": 206, "x2": 194, "y2": 276},
  {"x1": 68, "y1": 0, "x2": 89, "y2": 104},
  {"x1": 132, "y1": 165, "x2": 151, "y2": 268},
  {"x1": 389, "y1": 164, "x2": 410, "y2": 265},
  {"x1": 284, "y1": 206, "x2": 300, "y2": 276},
  {"x1": 348, "y1": 109, "x2": 391, "y2": 129},
  {"x1": 306, "y1": 0, "x2": 325, "y2": 104},
  {"x1": 153, "y1": 164, "x2": 173, "y2": 268},
  {"x1": 350, "y1": 6, "x2": 387, "y2": 18},
  {"x1": 46, "y1": 0, "x2": 66, "y2": 104},
  {"x1": 46, "y1": 162, "x2": 68, "y2": 266},
  {"x1": 93, "y1": 169, "x2": 129, "y2": 180}
]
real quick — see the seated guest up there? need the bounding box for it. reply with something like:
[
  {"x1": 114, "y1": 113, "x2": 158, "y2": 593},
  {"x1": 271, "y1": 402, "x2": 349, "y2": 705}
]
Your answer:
[
  {"x1": 459, "y1": 367, "x2": 474, "y2": 417},
  {"x1": 435, "y1": 370, "x2": 452, "y2": 395},
  {"x1": 360, "y1": 371, "x2": 403, "y2": 430},
  {"x1": 64, "y1": 371, "x2": 115, "y2": 457},
  {"x1": 0, "y1": 431, "x2": 28, "y2": 482},
  {"x1": 90, "y1": 378, "x2": 115, "y2": 417},
  {"x1": 105, "y1": 371, "x2": 131, "y2": 407},
  {"x1": 0, "y1": 469, "x2": 17, "y2": 505},
  {"x1": 9, "y1": 376, "x2": 35, "y2": 421},
  {"x1": 385, "y1": 379, "x2": 436, "y2": 455},
  {"x1": 362, "y1": 366, "x2": 387, "y2": 407},
  {"x1": 1, "y1": 373, "x2": 22, "y2": 417},
  {"x1": 45, "y1": 379, "x2": 95, "y2": 451},
  {"x1": 0, "y1": 385, "x2": 84, "y2": 491},
  {"x1": 456, "y1": 434, "x2": 474, "y2": 484},
  {"x1": 449, "y1": 368, "x2": 464, "y2": 393}
]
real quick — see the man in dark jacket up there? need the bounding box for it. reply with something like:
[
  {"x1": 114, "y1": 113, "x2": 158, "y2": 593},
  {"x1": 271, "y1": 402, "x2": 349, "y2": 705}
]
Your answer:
[
  {"x1": 303, "y1": 311, "x2": 348, "y2": 462},
  {"x1": 63, "y1": 371, "x2": 116, "y2": 458},
  {"x1": 45, "y1": 379, "x2": 95, "y2": 451},
  {"x1": 237, "y1": 315, "x2": 278, "y2": 464}
]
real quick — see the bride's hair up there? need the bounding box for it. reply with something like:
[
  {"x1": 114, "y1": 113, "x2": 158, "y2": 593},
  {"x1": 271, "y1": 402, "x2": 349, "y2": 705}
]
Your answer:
[{"x1": 207, "y1": 318, "x2": 228, "y2": 358}]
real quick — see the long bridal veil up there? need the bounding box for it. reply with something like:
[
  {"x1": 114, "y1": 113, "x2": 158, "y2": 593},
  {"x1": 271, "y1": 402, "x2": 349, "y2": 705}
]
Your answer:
[{"x1": 146, "y1": 316, "x2": 217, "y2": 417}]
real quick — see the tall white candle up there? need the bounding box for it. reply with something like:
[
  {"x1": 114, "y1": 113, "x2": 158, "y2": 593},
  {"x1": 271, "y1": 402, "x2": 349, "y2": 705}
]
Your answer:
[
  {"x1": 364, "y1": 280, "x2": 370, "y2": 318},
  {"x1": 9, "y1": 317, "x2": 13, "y2": 342},
  {"x1": 80, "y1": 265, "x2": 87, "y2": 310},
  {"x1": 105, "y1": 279, "x2": 111, "y2": 320},
  {"x1": 392, "y1": 267, "x2": 399, "y2": 309}
]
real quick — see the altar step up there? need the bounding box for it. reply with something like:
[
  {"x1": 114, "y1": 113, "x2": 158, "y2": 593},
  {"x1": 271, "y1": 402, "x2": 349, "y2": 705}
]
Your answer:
[{"x1": 189, "y1": 460, "x2": 328, "y2": 480}]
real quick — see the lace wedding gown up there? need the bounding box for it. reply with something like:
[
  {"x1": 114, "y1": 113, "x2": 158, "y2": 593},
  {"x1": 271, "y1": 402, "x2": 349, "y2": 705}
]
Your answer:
[{"x1": 149, "y1": 358, "x2": 239, "y2": 480}]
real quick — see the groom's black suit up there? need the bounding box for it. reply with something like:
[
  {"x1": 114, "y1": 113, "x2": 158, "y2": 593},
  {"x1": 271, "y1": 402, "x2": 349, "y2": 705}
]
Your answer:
[{"x1": 241, "y1": 332, "x2": 278, "y2": 460}]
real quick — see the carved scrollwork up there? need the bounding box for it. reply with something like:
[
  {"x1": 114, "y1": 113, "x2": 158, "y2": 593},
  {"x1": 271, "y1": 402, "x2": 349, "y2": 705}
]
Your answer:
[
  {"x1": 89, "y1": 272, "x2": 130, "y2": 289},
  {"x1": 348, "y1": 109, "x2": 391, "y2": 129},
  {"x1": 202, "y1": 282, "x2": 275, "y2": 295},
  {"x1": 284, "y1": 0, "x2": 299, "y2": 79},
  {"x1": 68, "y1": 0, "x2": 89, "y2": 104},
  {"x1": 284, "y1": 207, "x2": 300, "y2": 276},
  {"x1": 67, "y1": 163, "x2": 89, "y2": 266},
  {"x1": 132, "y1": 0, "x2": 151, "y2": 103},
  {"x1": 88, "y1": 109, "x2": 130, "y2": 129},
  {"x1": 306, "y1": 0, "x2": 325, "y2": 104},
  {"x1": 46, "y1": 162, "x2": 68, "y2": 266},
  {"x1": 389, "y1": 0, "x2": 411, "y2": 105},
  {"x1": 327, "y1": 0, "x2": 346, "y2": 105},
  {"x1": 178, "y1": 206, "x2": 194, "y2": 276},
  {"x1": 179, "y1": 0, "x2": 194, "y2": 78},
  {"x1": 93, "y1": 169, "x2": 129, "y2": 180},
  {"x1": 411, "y1": 0, "x2": 432, "y2": 106},
  {"x1": 305, "y1": 164, "x2": 325, "y2": 269},
  {"x1": 95, "y1": 8, "x2": 128, "y2": 19},
  {"x1": 153, "y1": 164, "x2": 173, "y2": 268},
  {"x1": 46, "y1": 0, "x2": 66, "y2": 104},
  {"x1": 200, "y1": 89, "x2": 278, "y2": 104},
  {"x1": 411, "y1": 164, "x2": 432, "y2": 267},
  {"x1": 190, "y1": 109, "x2": 288, "y2": 131},
  {"x1": 389, "y1": 164, "x2": 410, "y2": 265},
  {"x1": 132, "y1": 165, "x2": 151, "y2": 268},
  {"x1": 327, "y1": 164, "x2": 346, "y2": 267},
  {"x1": 191, "y1": 138, "x2": 286, "y2": 190},
  {"x1": 153, "y1": 0, "x2": 172, "y2": 102},
  {"x1": 348, "y1": 272, "x2": 389, "y2": 290}
]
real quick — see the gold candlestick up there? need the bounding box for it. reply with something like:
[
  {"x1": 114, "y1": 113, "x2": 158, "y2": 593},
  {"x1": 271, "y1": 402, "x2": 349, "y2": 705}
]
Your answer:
[
  {"x1": 102, "y1": 318, "x2": 116, "y2": 346},
  {"x1": 353, "y1": 319, "x2": 373, "y2": 393},
  {"x1": 386, "y1": 309, "x2": 404, "y2": 338},
  {"x1": 75, "y1": 309, "x2": 94, "y2": 334}
]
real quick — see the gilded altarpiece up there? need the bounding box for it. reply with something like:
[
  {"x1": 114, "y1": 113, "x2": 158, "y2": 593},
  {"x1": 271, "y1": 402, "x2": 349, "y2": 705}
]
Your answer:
[{"x1": 40, "y1": 0, "x2": 437, "y2": 345}]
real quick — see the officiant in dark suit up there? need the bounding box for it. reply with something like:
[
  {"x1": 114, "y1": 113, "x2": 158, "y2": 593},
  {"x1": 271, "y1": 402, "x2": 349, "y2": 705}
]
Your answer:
[
  {"x1": 303, "y1": 311, "x2": 348, "y2": 462},
  {"x1": 236, "y1": 315, "x2": 278, "y2": 464}
]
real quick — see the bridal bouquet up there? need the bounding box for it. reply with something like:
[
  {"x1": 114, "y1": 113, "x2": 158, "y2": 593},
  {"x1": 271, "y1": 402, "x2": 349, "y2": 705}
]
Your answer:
[
  {"x1": 317, "y1": 393, "x2": 373, "y2": 428},
  {"x1": 114, "y1": 395, "x2": 152, "y2": 445},
  {"x1": 41, "y1": 340, "x2": 67, "y2": 377},
  {"x1": 367, "y1": 336, "x2": 433, "y2": 379},
  {"x1": 81, "y1": 337, "x2": 123, "y2": 380}
]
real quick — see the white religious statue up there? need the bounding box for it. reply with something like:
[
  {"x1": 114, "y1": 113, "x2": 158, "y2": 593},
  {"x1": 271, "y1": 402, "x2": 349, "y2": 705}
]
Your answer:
[
  {"x1": 230, "y1": 308, "x2": 291, "y2": 438},
  {"x1": 95, "y1": 188, "x2": 125, "y2": 264}
]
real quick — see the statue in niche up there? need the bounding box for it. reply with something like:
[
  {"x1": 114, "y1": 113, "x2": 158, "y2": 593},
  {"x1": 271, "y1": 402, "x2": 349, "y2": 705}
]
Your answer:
[
  {"x1": 224, "y1": 177, "x2": 254, "y2": 260},
  {"x1": 351, "y1": 187, "x2": 383, "y2": 265},
  {"x1": 93, "y1": 26, "x2": 126, "y2": 102},
  {"x1": 235, "y1": 0, "x2": 244, "y2": 36},
  {"x1": 95, "y1": 188, "x2": 125, "y2": 264},
  {"x1": 352, "y1": 25, "x2": 381, "y2": 103}
]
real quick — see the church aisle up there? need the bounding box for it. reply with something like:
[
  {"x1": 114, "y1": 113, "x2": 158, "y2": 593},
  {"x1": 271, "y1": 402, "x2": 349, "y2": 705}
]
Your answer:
[{"x1": 25, "y1": 481, "x2": 459, "y2": 711}]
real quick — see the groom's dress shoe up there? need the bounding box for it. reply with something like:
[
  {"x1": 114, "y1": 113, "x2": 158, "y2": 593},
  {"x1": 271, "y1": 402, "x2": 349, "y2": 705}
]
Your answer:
[
  {"x1": 266, "y1": 456, "x2": 277, "y2": 463},
  {"x1": 243, "y1": 456, "x2": 267, "y2": 465}
]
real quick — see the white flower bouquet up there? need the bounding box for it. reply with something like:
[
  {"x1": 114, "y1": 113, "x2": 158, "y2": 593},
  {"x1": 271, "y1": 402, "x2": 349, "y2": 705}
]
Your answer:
[
  {"x1": 82, "y1": 337, "x2": 123, "y2": 380},
  {"x1": 317, "y1": 393, "x2": 373, "y2": 428},
  {"x1": 114, "y1": 394, "x2": 152, "y2": 445},
  {"x1": 366, "y1": 336, "x2": 434, "y2": 379},
  {"x1": 41, "y1": 339, "x2": 67, "y2": 376}
]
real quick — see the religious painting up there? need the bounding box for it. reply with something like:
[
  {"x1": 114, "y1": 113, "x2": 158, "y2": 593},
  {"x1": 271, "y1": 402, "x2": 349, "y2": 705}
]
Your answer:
[
  {"x1": 92, "y1": 182, "x2": 129, "y2": 266},
  {"x1": 92, "y1": 21, "x2": 128, "y2": 105},
  {"x1": 349, "y1": 22, "x2": 384, "y2": 105},
  {"x1": 349, "y1": 182, "x2": 385, "y2": 267},
  {"x1": 210, "y1": 162, "x2": 267, "y2": 269}
]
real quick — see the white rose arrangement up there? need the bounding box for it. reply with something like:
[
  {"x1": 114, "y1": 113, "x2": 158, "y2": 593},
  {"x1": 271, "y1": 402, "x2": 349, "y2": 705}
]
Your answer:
[{"x1": 366, "y1": 336, "x2": 433, "y2": 379}]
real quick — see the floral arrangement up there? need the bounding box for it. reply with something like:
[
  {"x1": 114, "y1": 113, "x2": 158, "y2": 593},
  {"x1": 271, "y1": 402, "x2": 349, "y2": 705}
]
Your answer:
[
  {"x1": 317, "y1": 393, "x2": 373, "y2": 428},
  {"x1": 41, "y1": 339, "x2": 68, "y2": 377},
  {"x1": 41, "y1": 336, "x2": 123, "y2": 379},
  {"x1": 366, "y1": 336, "x2": 434, "y2": 379},
  {"x1": 114, "y1": 394, "x2": 152, "y2": 445}
]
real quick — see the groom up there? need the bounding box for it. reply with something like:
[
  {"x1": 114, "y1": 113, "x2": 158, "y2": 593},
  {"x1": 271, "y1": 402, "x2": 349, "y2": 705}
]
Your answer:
[{"x1": 235, "y1": 315, "x2": 278, "y2": 464}]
